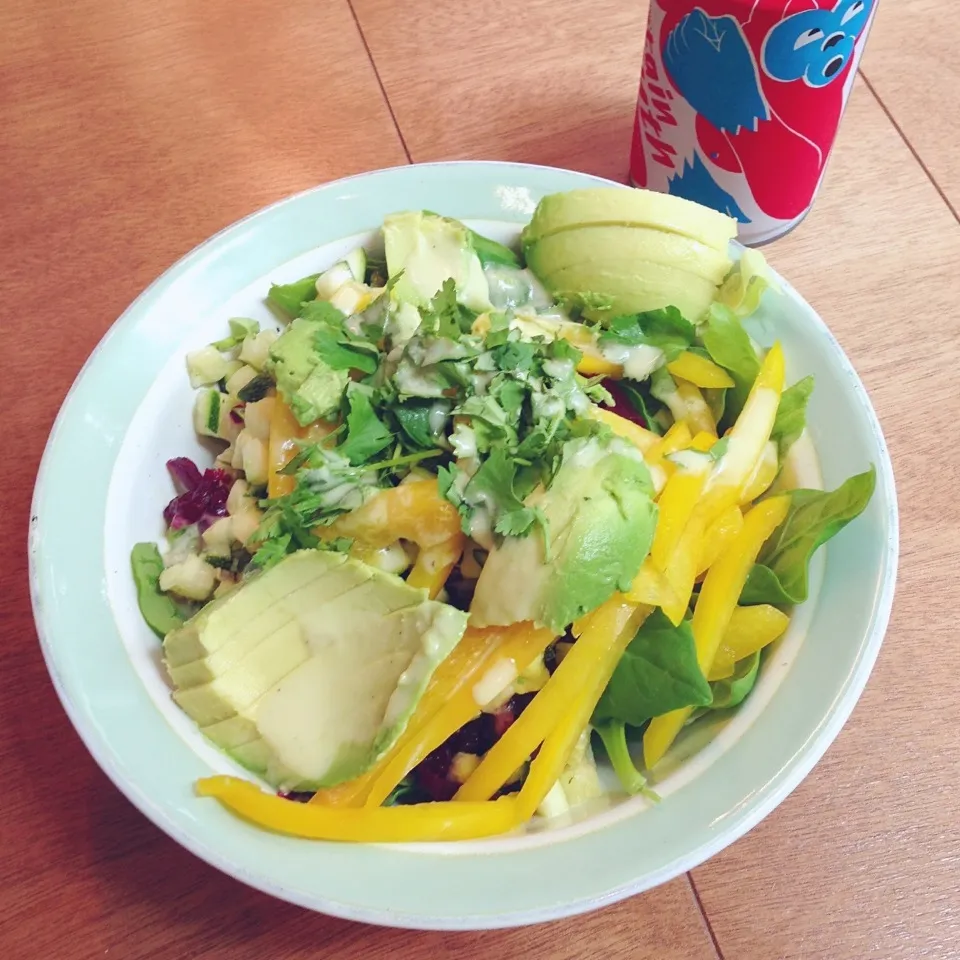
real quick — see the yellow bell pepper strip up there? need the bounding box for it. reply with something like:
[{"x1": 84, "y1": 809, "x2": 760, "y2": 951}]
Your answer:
[
  {"x1": 310, "y1": 625, "x2": 506, "y2": 808},
  {"x1": 696, "y1": 506, "x2": 744, "y2": 577},
  {"x1": 197, "y1": 776, "x2": 520, "y2": 842},
  {"x1": 319, "y1": 480, "x2": 465, "y2": 599},
  {"x1": 674, "y1": 380, "x2": 717, "y2": 437},
  {"x1": 455, "y1": 599, "x2": 645, "y2": 803},
  {"x1": 646, "y1": 421, "x2": 692, "y2": 465},
  {"x1": 707, "y1": 604, "x2": 790, "y2": 681},
  {"x1": 740, "y1": 439, "x2": 779, "y2": 505},
  {"x1": 515, "y1": 604, "x2": 652, "y2": 820},
  {"x1": 695, "y1": 342, "x2": 785, "y2": 523},
  {"x1": 267, "y1": 397, "x2": 335, "y2": 499},
  {"x1": 688, "y1": 431, "x2": 717, "y2": 453},
  {"x1": 657, "y1": 512, "x2": 705, "y2": 626},
  {"x1": 667, "y1": 351, "x2": 736, "y2": 389},
  {"x1": 643, "y1": 495, "x2": 791, "y2": 768},
  {"x1": 624, "y1": 558, "x2": 680, "y2": 609},
  {"x1": 650, "y1": 466, "x2": 709, "y2": 571},
  {"x1": 589, "y1": 407, "x2": 659, "y2": 454},
  {"x1": 362, "y1": 623, "x2": 556, "y2": 808},
  {"x1": 576, "y1": 352, "x2": 622, "y2": 378}
]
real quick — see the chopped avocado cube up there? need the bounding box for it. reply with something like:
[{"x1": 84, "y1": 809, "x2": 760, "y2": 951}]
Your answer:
[
  {"x1": 470, "y1": 437, "x2": 658, "y2": 632},
  {"x1": 264, "y1": 315, "x2": 349, "y2": 426},
  {"x1": 383, "y1": 211, "x2": 492, "y2": 313},
  {"x1": 162, "y1": 550, "x2": 468, "y2": 790},
  {"x1": 130, "y1": 542, "x2": 185, "y2": 639}
]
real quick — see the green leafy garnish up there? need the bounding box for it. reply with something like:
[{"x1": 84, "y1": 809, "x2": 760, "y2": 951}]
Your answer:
[
  {"x1": 598, "y1": 307, "x2": 696, "y2": 362},
  {"x1": 336, "y1": 386, "x2": 396, "y2": 466},
  {"x1": 741, "y1": 467, "x2": 877, "y2": 605},
  {"x1": 268, "y1": 273, "x2": 321, "y2": 318},
  {"x1": 771, "y1": 376, "x2": 814, "y2": 457},
  {"x1": 701, "y1": 303, "x2": 761, "y2": 422},
  {"x1": 419, "y1": 278, "x2": 476, "y2": 339},
  {"x1": 593, "y1": 610, "x2": 713, "y2": 726},
  {"x1": 594, "y1": 722, "x2": 660, "y2": 800}
]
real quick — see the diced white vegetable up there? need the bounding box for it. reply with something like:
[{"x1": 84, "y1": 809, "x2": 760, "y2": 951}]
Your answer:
[
  {"x1": 315, "y1": 261, "x2": 355, "y2": 300},
  {"x1": 344, "y1": 247, "x2": 367, "y2": 282},
  {"x1": 225, "y1": 364, "x2": 259, "y2": 397},
  {"x1": 159, "y1": 555, "x2": 217, "y2": 601},
  {"x1": 329, "y1": 281, "x2": 376, "y2": 317},
  {"x1": 231, "y1": 508, "x2": 262, "y2": 546},
  {"x1": 164, "y1": 526, "x2": 200, "y2": 567},
  {"x1": 186, "y1": 345, "x2": 230, "y2": 388},
  {"x1": 243, "y1": 397, "x2": 275, "y2": 441},
  {"x1": 226, "y1": 479, "x2": 252, "y2": 516},
  {"x1": 202, "y1": 516, "x2": 234, "y2": 558},
  {"x1": 239, "y1": 330, "x2": 279, "y2": 371},
  {"x1": 235, "y1": 430, "x2": 268, "y2": 486}
]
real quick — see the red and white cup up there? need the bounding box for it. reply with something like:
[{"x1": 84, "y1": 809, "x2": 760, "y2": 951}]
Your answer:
[{"x1": 629, "y1": 0, "x2": 878, "y2": 245}]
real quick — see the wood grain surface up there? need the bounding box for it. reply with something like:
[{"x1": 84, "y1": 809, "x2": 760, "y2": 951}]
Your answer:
[
  {"x1": 862, "y1": 0, "x2": 960, "y2": 218},
  {"x1": 3, "y1": 0, "x2": 959, "y2": 956}
]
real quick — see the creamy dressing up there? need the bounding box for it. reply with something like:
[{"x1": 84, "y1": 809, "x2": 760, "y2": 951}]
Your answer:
[
  {"x1": 599, "y1": 342, "x2": 664, "y2": 381},
  {"x1": 428, "y1": 401, "x2": 450, "y2": 437}
]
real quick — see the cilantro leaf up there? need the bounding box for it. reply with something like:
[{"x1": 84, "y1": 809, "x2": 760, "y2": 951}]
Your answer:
[
  {"x1": 268, "y1": 273, "x2": 321, "y2": 318},
  {"x1": 466, "y1": 448, "x2": 543, "y2": 538},
  {"x1": 314, "y1": 326, "x2": 379, "y2": 375},
  {"x1": 419, "y1": 278, "x2": 476, "y2": 339},
  {"x1": 598, "y1": 307, "x2": 695, "y2": 361},
  {"x1": 337, "y1": 386, "x2": 396, "y2": 465},
  {"x1": 394, "y1": 398, "x2": 444, "y2": 449}
]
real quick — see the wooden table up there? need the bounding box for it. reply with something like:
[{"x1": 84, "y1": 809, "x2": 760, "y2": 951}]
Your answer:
[{"x1": 3, "y1": 1, "x2": 958, "y2": 957}]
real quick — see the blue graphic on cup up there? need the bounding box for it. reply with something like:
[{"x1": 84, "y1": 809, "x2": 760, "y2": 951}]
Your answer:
[
  {"x1": 668, "y1": 154, "x2": 749, "y2": 223},
  {"x1": 762, "y1": 0, "x2": 873, "y2": 87}
]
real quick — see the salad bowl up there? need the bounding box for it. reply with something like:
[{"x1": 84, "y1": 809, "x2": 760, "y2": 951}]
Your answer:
[{"x1": 30, "y1": 161, "x2": 897, "y2": 929}]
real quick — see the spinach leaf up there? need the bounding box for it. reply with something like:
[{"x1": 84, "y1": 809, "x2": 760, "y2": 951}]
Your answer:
[
  {"x1": 741, "y1": 466, "x2": 877, "y2": 605},
  {"x1": 598, "y1": 307, "x2": 696, "y2": 362},
  {"x1": 709, "y1": 652, "x2": 761, "y2": 709},
  {"x1": 267, "y1": 273, "x2": 321, "y2": 318},
  {"x1": 594, "y1": 722, "x2": 659, "y2": 800},
  {"x1": 771, "y1": 376, "x2": 814, "y2": 457},
  {"x1": 130, "y1": 542, "x2": 186, "y2": 638},
  {"x1": 615, "y1": 381, "x2": 665, "y2": 435},
  {"x1": 593, "y1": 610, "x2": 713, "y2": 726},
  {"x1": 701, "y1": 303, "x2": 760, "y2": 421}
]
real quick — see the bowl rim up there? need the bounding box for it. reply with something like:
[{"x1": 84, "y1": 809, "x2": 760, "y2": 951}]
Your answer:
[{"x1": 29, "y1": 160, "x2": 899, "y2": 929}]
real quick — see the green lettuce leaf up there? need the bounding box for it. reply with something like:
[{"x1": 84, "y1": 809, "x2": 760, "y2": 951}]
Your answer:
[
  {"x1": 771, "y1": 376, "x2": 814, "y2": 457},
  {"x1": 701, "y1": 303, "x2": 760, "y2": 421},
  {"x1": 593, "y1": 610, "x2": 713, "y2": 726},
  {"x1": 268, "y1": 273, "x2": 321, "y2": 318},
  {"x1": 741, "y1": 467, "x2": 877, "y2": 604},
  {"x1": 598, "y1": 307, "x2": 696, "y2": 362}
]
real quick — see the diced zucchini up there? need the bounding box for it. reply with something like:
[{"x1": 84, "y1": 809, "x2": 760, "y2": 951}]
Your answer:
[
  {"x1": 315, "y1": 261, "x2": 355, "y2": 300},
  {"x1": 159, "y1": 555, "x2": 216, "y2": 601},
  {"x1": 235, "y1": 430, "x2": 268, "y2": 486},
  {"x1": 229, "y1": 317, "x2": 260, "y2": 340},
  {"x1": 345, "y1": 247, "x2": 367, "y2": 282},
  {"x1": 239, "y1": 330, "x2": 279, "y2": 371},
  {"x1": 226, "y1": 478, "x2": 252, "y2": 515},
  {"x1": 201, "y1": 516, "x2": 234, "y2": 558},
  {"x1": 193, "y1": 389, "x2": 223, "y2": 438},
  {"x1": 329, "y1": 281, "x2": 374, "y2": 317},
  {"x1": 186, "y1": 345, "x2": 230, "y2": 388},
  {"x1": 243, "y1": 397, "x2": 275, "y2": 441},
  {"x1": 222, "y1": 359, "x2": 245, "y2": 381},
  {"x1": 225, "y1": 364, "x2": 259, "y2": 397}
]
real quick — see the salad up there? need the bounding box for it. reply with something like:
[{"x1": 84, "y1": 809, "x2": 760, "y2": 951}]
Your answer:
[{"x1": 131, "y1": 188, "x2": 875, "y2": 843}]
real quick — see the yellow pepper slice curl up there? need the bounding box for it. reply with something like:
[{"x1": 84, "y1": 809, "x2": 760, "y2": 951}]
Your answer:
[
  {"x1": 319, "y1": 480, "x2": 465, "y2": 599},
  {"x1": 515, "y1": 603, "x2": 652, "y2": 819},
  {"x1": 696, "y1": 506, "x2": 744, "y2": 577},
  {"x1": 455, "y1": 600, "x2": 645, "y2": 803},
  {"x1": 647, "y1": 421, "x2": 692, "y2": 465},
  {"x1": 197, "y1": 776, "x2": 519, "y2": 842},
  {"x1": 707, "y1": 604, "x2": 790, "y2": 681},
  {"x1": 589, "y1": 407, "x2": 659, "y2": 454},
  {"x1": 624, "y1": 558, "x2": 680, "y2": 609},
  {"x1": 576, "y1": 353, "x2": 622, "y2": 378},
  {"x1": 361, "y1": 623, "x2": 556, "y2": 808},
  {"x1": 267, "y1": 397, "x2": 336, "y2": 499},
  {"x1": 740, "y1": 439, "x2": 779, "y2": 505},
  {"x1": 643, "y1": 495, "x2": 791, "y2": 768},
  {"x1": 667, "y1": 351, "x2": 736, "y2": 389},
  {"x1": 310, "y1": 626, "x2": 508, "y2": 808}
]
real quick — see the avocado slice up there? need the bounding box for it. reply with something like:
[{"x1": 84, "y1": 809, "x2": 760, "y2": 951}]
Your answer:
[
  {"x1": 521, "y1": 188, "x2": 737, "y2": 251},
  {"x1": 264, "y1": 314, "x2": 349, "y2": 426},
  {"x1": 163, "y1": 550, "x2": 469, "y2": 790},
  {"x1": 470, "y1": 437, "x2": 658, "y2": 632},
  {"x1": 525, "y1": 225, "x2": 732, "y2": 286},
  {"x1": 383, "y1": 211, "x2": 492, "y2": 313},
  {"x1": 541, "y1": 259, "x2": 719, "y2": 323}
]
